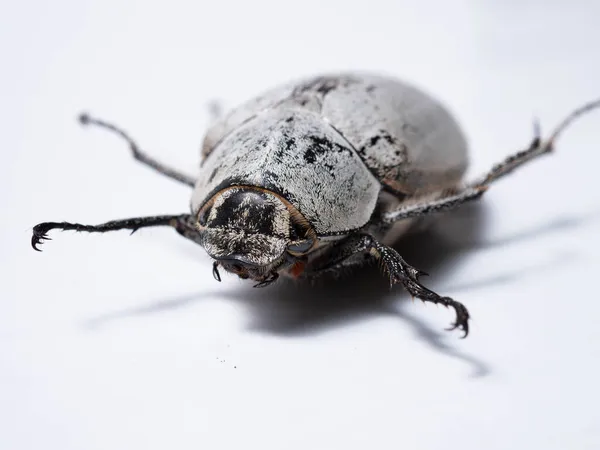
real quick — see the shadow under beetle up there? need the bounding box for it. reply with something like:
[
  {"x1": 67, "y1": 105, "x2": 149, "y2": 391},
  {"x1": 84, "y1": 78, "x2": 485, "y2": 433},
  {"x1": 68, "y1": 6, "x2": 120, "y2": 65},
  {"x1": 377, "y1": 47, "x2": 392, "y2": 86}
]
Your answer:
[{"x1": 31, "y1": 73, "x2": 600, "y2": 337}]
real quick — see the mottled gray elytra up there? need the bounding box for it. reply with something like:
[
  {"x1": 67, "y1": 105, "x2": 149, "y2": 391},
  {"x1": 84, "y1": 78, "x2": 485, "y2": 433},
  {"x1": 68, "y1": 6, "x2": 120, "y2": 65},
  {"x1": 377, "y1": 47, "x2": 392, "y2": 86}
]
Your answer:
[{"x1": 31, "y1": 73, "x2": 600, "y2": 337}]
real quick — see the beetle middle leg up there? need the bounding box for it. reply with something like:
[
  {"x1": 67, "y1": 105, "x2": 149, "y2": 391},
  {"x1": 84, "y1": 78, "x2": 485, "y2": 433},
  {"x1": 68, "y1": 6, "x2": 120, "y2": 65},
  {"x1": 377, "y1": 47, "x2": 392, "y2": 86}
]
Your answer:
[
  {"x1": 383, "y1": 98, "x2": 600, "y2": 224},
  {"x1": 305, "y1": 233, "x2": 470, "y2": 336},
  {"x1": 79, "y1": 113, "x2": 196, "y2": 187}
]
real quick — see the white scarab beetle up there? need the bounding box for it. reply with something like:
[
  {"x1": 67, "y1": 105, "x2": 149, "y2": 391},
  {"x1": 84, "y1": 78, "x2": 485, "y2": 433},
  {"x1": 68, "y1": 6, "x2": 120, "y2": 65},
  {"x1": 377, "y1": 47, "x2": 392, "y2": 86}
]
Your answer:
[{"x1": 31, "y1": 73, "x2": 600, "y2": 336}]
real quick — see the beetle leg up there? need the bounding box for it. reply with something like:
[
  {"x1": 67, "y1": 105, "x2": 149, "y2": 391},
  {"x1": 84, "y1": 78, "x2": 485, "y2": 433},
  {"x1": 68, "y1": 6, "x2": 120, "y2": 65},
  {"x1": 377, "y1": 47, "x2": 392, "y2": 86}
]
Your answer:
[
  {"x1": 206, "y1": 99, "x2": 225, "y2": 123},
  {"x1": 79, "y1": 113, "x2": 196, "y2": 187},
  {"x1": 383, "y1": 98, "x2": 600, "y2": 224},
  {"x1": 305, "y1": 234, "x2": 470, "y2": 337},
  {"x1": 253, "y1": 272, "x2": 279, "y2": 288},
  {"x1": 473, "y1": 98, "x2": 600, "y2": 187},
  {"x1": 382, "y1": 186, "x2": 487, "y2": 224},
  {"x1": 31, "y1": 214, "x2": 201, "y2": 251}
]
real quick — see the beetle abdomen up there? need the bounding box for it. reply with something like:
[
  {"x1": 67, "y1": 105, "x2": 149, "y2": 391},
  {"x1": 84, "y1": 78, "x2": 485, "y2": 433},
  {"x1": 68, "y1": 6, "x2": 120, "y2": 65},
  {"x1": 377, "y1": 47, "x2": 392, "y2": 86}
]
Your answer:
[
  {"x1": 316, "y1": 74, "x2": 469, "y2": 195},
  {"x1": 202, "y1": 73, "x2": 468, "y2": 197}
]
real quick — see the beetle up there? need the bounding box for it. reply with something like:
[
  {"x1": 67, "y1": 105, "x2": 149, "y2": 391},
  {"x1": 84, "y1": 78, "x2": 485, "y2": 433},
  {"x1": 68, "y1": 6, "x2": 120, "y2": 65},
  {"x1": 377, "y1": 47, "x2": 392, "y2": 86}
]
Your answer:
[{"x1": 31, "y1": 73, "x2": 600, "y2": 337}]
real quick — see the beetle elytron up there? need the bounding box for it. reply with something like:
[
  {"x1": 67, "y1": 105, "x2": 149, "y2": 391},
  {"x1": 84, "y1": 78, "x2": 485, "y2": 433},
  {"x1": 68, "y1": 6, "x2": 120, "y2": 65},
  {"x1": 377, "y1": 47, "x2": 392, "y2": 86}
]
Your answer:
[{"x1": 31, "y1": 73, "x2": 600, "y2": 337}]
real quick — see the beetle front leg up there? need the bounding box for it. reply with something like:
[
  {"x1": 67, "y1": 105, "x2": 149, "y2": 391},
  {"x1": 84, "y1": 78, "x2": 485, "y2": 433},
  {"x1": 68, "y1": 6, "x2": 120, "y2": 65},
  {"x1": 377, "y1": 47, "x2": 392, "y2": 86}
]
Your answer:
[
  {"x1": 306, "y1": 234, "x2": 470, "y2": 336},
  {"x1": 79, "y1": 113, "x2": 197, "y2": 187},
  {"x1": 31, "y1": 214, "x2": 201, "y2": 251}
]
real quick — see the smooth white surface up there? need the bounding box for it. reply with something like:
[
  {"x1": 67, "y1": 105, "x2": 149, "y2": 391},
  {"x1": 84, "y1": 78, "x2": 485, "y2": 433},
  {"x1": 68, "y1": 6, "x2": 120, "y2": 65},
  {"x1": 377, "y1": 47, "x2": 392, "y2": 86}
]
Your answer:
[{"x1": 2, "y1": 1, "x2": 600, "y2": 449}]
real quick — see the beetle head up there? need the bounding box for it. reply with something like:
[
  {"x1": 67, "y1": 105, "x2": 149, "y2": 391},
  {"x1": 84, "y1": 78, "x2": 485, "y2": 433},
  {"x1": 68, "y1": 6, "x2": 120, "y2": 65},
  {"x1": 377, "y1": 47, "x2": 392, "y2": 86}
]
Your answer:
[{"x1": 197, "y1": 187, "x2": 315, "y2": 284}]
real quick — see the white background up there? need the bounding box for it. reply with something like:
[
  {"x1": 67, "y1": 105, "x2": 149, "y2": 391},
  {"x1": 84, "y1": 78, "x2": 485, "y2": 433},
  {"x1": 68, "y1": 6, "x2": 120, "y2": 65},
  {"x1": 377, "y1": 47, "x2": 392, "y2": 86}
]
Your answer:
[{"x1": 2, "y1": 1, "x2": 600, "y2": 449}]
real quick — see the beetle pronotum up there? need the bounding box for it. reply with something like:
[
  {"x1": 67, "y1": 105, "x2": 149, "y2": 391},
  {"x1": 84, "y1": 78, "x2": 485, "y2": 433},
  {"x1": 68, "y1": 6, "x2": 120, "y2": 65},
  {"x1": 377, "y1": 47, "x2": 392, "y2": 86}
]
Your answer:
[{"x1": 31, "y1": 73, "x2": 600, "y2": 337}]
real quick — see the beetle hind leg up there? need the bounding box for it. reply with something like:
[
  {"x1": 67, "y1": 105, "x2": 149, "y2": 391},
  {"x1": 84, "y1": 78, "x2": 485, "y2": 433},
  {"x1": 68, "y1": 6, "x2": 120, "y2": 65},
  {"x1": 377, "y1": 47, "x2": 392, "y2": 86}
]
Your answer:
[
  {"x1": 474, "y1": 98, "x2": 600, "y2": 187},
  {"x1": 305, "y1": 233, "x2": 470, "y2": 336},
  {"x1": 206, "y1": 99, "x2": 225, "y2": 123},
  {"x1": 383, "y1": 98, "x2": 600, "y2": 225},
  {"x1": 383, "y1": 186, "x2": 487, "y2": 224}
]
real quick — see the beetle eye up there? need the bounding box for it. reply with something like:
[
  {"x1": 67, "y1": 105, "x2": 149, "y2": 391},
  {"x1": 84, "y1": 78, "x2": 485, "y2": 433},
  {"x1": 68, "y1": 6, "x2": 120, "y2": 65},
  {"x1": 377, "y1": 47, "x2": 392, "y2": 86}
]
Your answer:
[
  {"x1": 290, "y1": 220, "x2": 309, "y2": 241},
  {"x1": 287, "y1": 239, "x2": 314, "y2": 255},
  {"x1": 198, "y1": 207, "x2": 211, "y2": 226}
]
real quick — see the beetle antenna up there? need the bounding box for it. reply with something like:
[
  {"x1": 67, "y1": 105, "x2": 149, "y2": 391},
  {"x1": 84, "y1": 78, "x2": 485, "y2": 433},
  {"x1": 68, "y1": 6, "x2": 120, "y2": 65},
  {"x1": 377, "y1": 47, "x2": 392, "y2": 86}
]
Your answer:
[{"x1": 78, "y1": 112, "x2": 196, "y2": 187}]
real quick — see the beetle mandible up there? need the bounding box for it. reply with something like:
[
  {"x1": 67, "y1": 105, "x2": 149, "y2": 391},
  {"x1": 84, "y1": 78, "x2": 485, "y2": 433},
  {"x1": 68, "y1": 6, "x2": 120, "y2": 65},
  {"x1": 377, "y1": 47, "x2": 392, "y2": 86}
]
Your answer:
[{"x1": 31, "y1": 73, "x2": 600, "y2": 337}]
